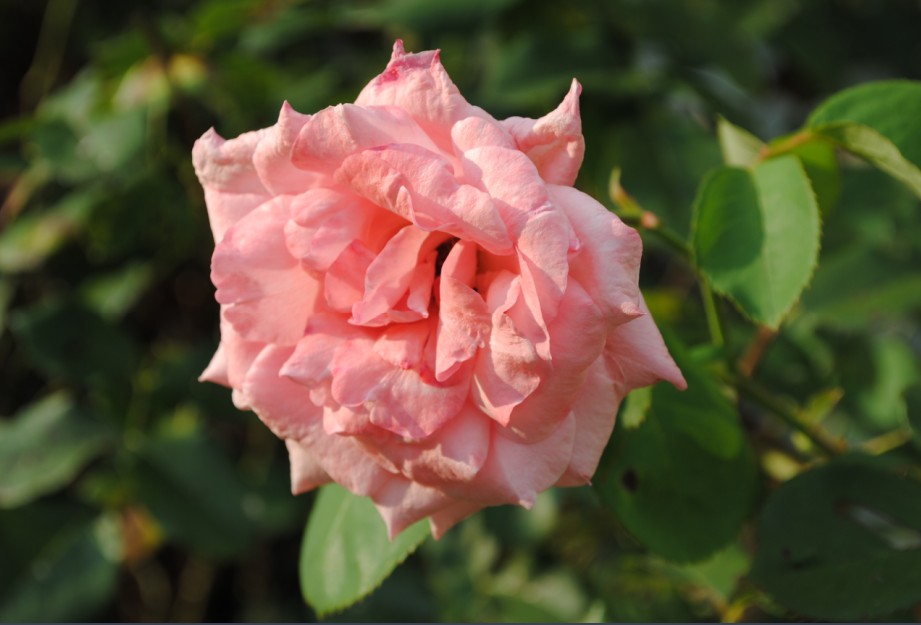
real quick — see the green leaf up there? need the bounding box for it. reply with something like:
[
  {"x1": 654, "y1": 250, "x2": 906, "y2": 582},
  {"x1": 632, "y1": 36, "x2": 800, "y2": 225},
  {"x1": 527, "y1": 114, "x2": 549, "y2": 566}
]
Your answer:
[
  {"x1": 692, "y1": 156, "x2": 821, "y2": 328},
  {"x1": 135, "y1": 430, "x2": 254, "y2": 559},
  {"x1": 594, "y1": 335, "x2": 758, "y2": 562},
  {"x1": 0, "y1": 394, "x2": 111, "y2": 508},
  {"x1": 301, "y1": 483, "x2": 430, "y2": 615},
  {"x1": 620, "y1": 386, "x2": 652, "y2": 429},
  {"x1": 0, "y1": 513, "x2": 120, "y2": 621},
  {"x1": 0, "y1": 190, "x2": 96, "y2": 273},
  {"x1": 800, "y1": 247, "x2": 921, "y2": 330},
  {"x1": 80, "y1": 261, "x2": 154, "y2": 319},
  {"x1": 717, "y1": 117, "x2": 764, "y2": 167},
  {"x1": 807, "y1": 80, "x2": 921, "y2": 198},
  {"x1": 776, "y1": 137, "x2": 841, "y2": 214},
  {"x1": 10, "y1": 299, "x2": 138, "y2": 391},
  {"x1": 753, "y1": 458, "x2": 921, "y2": 620}
]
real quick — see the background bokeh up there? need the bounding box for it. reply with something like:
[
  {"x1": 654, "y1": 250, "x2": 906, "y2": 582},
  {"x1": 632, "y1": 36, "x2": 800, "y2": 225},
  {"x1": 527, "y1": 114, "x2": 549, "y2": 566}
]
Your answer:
[{"x1": 2, "y1": 0, "x2": 921, "y2": 621}]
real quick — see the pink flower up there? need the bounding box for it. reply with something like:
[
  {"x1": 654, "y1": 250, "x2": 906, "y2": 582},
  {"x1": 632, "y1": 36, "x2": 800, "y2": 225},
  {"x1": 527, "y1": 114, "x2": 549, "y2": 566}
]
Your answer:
[{"x1": 194, "y1": 41, "x2": 685, "y2": 539}]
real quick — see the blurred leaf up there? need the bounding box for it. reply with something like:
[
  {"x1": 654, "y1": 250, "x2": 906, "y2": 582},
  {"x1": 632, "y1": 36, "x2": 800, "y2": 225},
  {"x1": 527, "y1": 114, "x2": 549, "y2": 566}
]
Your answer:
[
  {"x1": 0, "y1": 513, "x2": 120, "y2": 621},
  {"x1": 800, "y1": 247, "x2": 921, "y2": 330},
  {"x1": 808, "y1": 80, "x2": 921, "y2": 193},
  {"x1": 0, "y1": 278, "x2": 12, "y2": 333},
  {"x1": 135, "y1": 430, "x2": 254, "y2": 559},
  {"x1": 692, "y1": 156, "x2": 821, "y2": 328},
  {"x1": 10, "y1": 299, "x2": 138, "y2": 390},
  {"x1": 595, "y1": 334, "x2": 758, "y2": 562},
  {"x1": 301, "y1": 483, "x2": 430, "y2": 616},
  {"x1": 80, "y1": 262, "x2": 154, "y2": 319},
  {"x1": 348, "y1": 0, "x2": 521, "y2": 31},
  {"x1": 665, "y1": 540, "x2": 750, "y2": 605},
  {"x1": 0, "y1": 393, "x2": 111, "y2": 508},
  {"x1": 621, "y1": 386, "x2": 652, "y2": 429},
  {"x1": 717, "y1": 116, "x2": 764, "y2": 167},
  {"x1": 0, "y1": 190, "x2": 96, "y2": 273},
  {"x1": 753, "y1": 458, "x2": 921, "y2": 620}
]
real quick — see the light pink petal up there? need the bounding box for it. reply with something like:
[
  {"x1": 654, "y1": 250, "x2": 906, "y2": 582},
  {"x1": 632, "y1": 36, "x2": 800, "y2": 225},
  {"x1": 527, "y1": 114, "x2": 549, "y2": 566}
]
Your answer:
[
  {"x1": 405, "y1": 255, "x2": 437, "y2": 317},
  {"x1": 330, "y1": 335, "x2": 470, "y2": 440},
  {"x1": 363, "y1": 403, "x2": 489, "y2": 486},
  {"x1": 356, "y1": 40, "x2": 487, "y2": 149},
  {"x1": 292, "y1": 102, "x2": 438, "y2": 173},
  {"x1": 555, "y1": 357, "x2": 620, "y2": 486},
  {"x1": 212, "y1": 196, "x2": 320, "y2": 345},
  {"x1": 450, "y1": 115, "x2": 516, "y2": 153},
  {"x1": 352, "y1": 225, "x2": 445, "y2": 326},
  {"x1": 253, "y1": 102, "x2": 322, "y2": 195},
  {"x1": 501, "y1": 79, "x2": 585, "y2": 186},
  {"x1": 549, "y1": 184, "x2": 645, "y2": 326},
  {"x1": 286, "y1": 439, "x2": 332, "y2": 494},
  {"x1": 447, "y1": 414, "x2": 576, "y2": 507},
  {"x1": 280, "y1": 313, "x2": 363, "y2": 388},
  {"x1": 374, "y1": 319, "x2": 432, "y2": 370},
  {"x1": 324, "y1": 241, "x2": 375, "y2": 312},
  {"x1": 372, "y1": 477, "x2": 448, "y2": 539},
  {"x1": 435, "y1": 275, "x2": 490, "y2": 381},
  {"x1": 428, "y1": 501, "x2": 484, "y2": 539},
  {"x1": 461, "y1": 146, "x2": 552, "y2": 237},
  {"x1": 193, "y1": 127, "x2": 271, "y2": 241},
  {"x1": 604, "y1": 297, "x2": 687, "y2": 392},
  {"x1": 504, "y1": 278, "x2": 606, "y2": 441},
  {"x1": 285, "y1": 188, "x2": 393, "y2": 273},
  {"x1": 245, "y1": 345, "x2": 395, "y2": 497},
  {"x1": 199, "y1": 344, "x2": 229, "y2": 387},
  {"x1": 440, "y1": 238, "x2": 477, "y2": 287},
  {"x1": 471, "y1": 299, "x2": 545, "y2": 425},
  {"x1": 336, "y1": 145, "x2": 512, "y2": 254}
]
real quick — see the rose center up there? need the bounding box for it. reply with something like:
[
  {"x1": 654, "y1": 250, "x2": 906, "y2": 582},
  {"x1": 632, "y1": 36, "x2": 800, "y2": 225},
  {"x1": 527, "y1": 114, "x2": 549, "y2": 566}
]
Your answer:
[{"x1": 434, "y1": 237, "x2": 460, "y2": 277}]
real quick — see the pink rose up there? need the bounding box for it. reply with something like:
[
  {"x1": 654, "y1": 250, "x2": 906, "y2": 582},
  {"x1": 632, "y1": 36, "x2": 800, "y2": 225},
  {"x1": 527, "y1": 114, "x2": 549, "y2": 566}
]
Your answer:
[{"x1": 194, "y1": 41, "x2": 685, "y2": 538}]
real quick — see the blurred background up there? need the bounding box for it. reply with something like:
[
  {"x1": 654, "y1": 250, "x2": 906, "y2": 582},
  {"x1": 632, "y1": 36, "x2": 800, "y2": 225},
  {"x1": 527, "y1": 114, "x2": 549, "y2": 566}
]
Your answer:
[{"x1": 1, "y1": 0, "x2": 920, "y2": 621}]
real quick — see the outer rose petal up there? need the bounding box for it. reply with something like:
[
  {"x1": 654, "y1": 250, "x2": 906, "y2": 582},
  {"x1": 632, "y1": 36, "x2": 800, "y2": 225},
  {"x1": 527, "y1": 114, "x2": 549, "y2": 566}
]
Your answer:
[
  {"x1": 356, "y1": 40, "x2": 489, "y2": 151},
  {"x1": 555, "y1": 357, "x2": 621, "y2": 486},
  {"x1": 502, "y1": 79, "x2": 585, "y2": 186},
  {"x1": 246, "y1": 345, "x2": 395, "y2": 497},
  {"x1": 253, "y1": 102, "x2": 321, "y2": 195},
  {"x1": 199, "y1": 313, "x2": 265, "y2": 409},
  {"x1": 212, "y1": 196, "x2": 321, "y2": 345},
  {"x1": 193, "y1": 127, "x2": 271, "y2": 242},
  {"x1": 605, "y1": 298, "x2": 687, "y2": 393},
  {"x1": 549, "y1": 184, "x2": 645, "y2": 326}
]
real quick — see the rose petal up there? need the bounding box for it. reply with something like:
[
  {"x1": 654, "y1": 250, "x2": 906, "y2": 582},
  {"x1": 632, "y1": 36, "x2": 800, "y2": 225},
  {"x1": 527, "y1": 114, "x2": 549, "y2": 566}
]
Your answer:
[
  {"x1": 246, "y1": 345, "x2": 395, "y2": 497},
  {"x1": 253, "y1": 101, "x2": 321, "y2": 195},
  {"x1": 286, "y1": 438, "x2": 331, "y2": 494},
  {"x1": 292, "y1": 102, "x2": 437, "y2": 173},
  {"x1": 336, "y1": 144, "x2": 512, "y2": 254},
  {"x1": 502, "y1": 79, "x2": 585, "y2": 186},
  {"x1": 604, "y1": 297, "x2": 688, "y2": 392},
  {"x1": 549, "y1": 184, "x2": 645, "y2": 325},
  {"x1": 555, "y1": 357, "x2": 620, "y2": 486},
  {"x1": 193, "y1": 127, "x2": 271, "y2": 241},
  {"x1": 212, "y1": 196, "x2": 320, "y2": 345}
]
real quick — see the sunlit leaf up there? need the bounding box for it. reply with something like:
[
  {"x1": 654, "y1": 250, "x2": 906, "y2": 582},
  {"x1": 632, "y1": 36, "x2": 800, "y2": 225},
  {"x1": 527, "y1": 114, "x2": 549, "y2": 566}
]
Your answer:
[
  {"x1": 717, "y1": 116, "x2": 764, "y2": 167},
  {"x1": 301, "y1": 483, "x2": 430, "y2": 615},
  {"x1": 692, "y1": 156, "x2": 821, "y2": 328},
  {"x1": 807, "y1": 80, "x2": 921, "y2": 198}
]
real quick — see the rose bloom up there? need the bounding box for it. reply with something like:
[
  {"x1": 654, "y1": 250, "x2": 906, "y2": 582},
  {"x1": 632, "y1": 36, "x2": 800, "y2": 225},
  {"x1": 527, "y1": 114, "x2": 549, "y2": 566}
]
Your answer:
[{"x1": 194, "y1": 41, "x2": 685, "y2": 539}]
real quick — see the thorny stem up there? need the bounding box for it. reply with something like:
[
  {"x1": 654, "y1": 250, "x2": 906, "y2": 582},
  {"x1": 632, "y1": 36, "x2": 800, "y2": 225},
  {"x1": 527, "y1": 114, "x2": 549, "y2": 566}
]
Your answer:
[
  {"x1": 729, "y1": 372, "x2": 844, "y2": 458},
  {"x1": 698, "y1": 276, "x2": 725, "y2": 348}
]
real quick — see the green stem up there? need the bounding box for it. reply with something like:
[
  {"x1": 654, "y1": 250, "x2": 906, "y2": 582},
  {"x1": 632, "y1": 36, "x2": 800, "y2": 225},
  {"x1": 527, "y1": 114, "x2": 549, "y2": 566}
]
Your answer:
[
  {"x1": 730, "y1": 373, "x2": 842, "y2": 457},
  {"x1": 698, "y1": 276, "x2": 725, "y2": 348}
]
